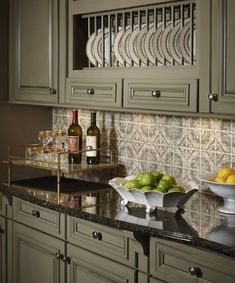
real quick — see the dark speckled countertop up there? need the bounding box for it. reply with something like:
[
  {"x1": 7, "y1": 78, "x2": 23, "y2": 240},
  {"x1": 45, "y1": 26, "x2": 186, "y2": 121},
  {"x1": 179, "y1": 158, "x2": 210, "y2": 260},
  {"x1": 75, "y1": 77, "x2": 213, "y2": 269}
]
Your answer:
[{"x1": 1, "y1": 176, "x2": 235, "y2": 259}]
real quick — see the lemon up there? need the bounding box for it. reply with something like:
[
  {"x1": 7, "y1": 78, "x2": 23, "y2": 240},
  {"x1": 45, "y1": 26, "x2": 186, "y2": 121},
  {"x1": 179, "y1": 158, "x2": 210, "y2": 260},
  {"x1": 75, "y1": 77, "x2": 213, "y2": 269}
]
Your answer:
[
  {"x1": 214, "y1": 176, "x2": 226, "y2": 183},
  {"x1": 217, "y1": 167, "x2": 235, "y2": 181},
  {"x1": 226, "y1": 175, "x2": 235, "y2": 184}
]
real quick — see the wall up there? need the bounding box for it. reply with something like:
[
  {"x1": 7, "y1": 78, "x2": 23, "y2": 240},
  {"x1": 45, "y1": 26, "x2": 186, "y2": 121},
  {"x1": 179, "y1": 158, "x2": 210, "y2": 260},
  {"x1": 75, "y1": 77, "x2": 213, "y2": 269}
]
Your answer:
[
  {"x1": 0, "y1": 0, "x2": 52, "y2": 182},
  {"x1": 53, "y1": 107, "x2": 235, "y2": 233}
]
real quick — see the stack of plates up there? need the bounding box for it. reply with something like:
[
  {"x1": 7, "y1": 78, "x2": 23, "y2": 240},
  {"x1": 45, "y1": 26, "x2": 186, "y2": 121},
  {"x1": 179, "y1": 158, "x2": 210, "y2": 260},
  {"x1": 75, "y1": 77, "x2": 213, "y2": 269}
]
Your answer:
[{"x1": 86, "y1": 20, "x2": 195, "y2": 67}]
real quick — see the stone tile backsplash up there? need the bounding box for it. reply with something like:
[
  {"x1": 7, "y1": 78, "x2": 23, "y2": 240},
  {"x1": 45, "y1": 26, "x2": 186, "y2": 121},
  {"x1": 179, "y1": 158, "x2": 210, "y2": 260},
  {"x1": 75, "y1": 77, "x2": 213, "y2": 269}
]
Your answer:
[
  {"x1": 53, "y1": 108, "x2": 235, "y2": 179},
  {"x1": 53, "y1": 108, "x2": 235, "y2": 222}
]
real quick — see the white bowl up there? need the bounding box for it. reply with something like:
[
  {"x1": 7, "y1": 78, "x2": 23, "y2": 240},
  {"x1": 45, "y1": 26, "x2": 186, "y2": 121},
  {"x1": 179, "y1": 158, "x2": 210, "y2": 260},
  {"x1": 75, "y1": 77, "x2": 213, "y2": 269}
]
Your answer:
[
  {"x1": 199, "y1": 173, "x2": 235, "y2": 214},
  {"x1": 109, "y1": 175, "x2": 197, "y2": 213}
]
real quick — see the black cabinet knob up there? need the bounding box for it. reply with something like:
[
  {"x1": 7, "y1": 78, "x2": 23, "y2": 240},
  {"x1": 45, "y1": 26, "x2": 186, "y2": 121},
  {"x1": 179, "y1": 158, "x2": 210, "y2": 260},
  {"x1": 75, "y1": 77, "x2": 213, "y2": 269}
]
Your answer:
[
  {"x1": 87, "y1": 88, "x2": 95, "y2": 95},
  {"x1": 32, "y1": 209, "x2": 40, "y2": 218},
  {"x1": 92, "y1": 231, "x2": 102, "y2": 240},
  {"x1": 189, "y1": 266, "x2": 202, "y2": 277},
  {"x1": 151, "y1": 90, "x2": 161, "y2": 98}
]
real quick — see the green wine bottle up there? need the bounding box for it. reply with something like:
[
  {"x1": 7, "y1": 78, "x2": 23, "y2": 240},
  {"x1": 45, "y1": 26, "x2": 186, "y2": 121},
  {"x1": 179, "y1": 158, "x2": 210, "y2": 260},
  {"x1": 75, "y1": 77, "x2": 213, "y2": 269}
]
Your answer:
[
  {"x1": 86, "y1": 112, "x2": 100, "y2": 165},
  {"x1": 68, "y1": 109, "x2": 82, "y2": 164}
]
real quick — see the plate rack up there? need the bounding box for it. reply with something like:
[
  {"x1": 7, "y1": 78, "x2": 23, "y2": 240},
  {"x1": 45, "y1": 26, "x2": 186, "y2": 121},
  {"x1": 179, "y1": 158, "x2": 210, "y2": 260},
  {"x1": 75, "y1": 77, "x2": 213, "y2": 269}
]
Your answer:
[
  {"x1": 4, "y1": 144, "x2": 117, "y2": 203},
  {"x1": 80, "y1": 0, "x2": 196, "y2": 68}
]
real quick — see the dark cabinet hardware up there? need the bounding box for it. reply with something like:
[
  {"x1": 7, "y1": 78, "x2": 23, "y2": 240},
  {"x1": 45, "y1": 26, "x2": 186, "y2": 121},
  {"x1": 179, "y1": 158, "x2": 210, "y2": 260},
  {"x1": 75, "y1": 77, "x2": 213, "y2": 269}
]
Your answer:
[
  {"x1": 87, "y1": 88, "x2": 95, "y2": 95},
  {"x1": 208, "y1": 93, "x2": 217, "y2": 102},
  {"x1": 189, "y1": 266, "x2": 202, "y2": 277},
  {"x1": 55, "y1": 251, "x2": 63, "y2": 260},
  {"x1": 92, "y1": 231, "x2": 102, "y2": 240},
  {"x1": 49, "y1": 88, "x2": 57, "y2": 95},
  {"x1": 32, "y1": 209, "x2": 40, "y2": 218},
  {"x1": 151, "y1": 90, "x2": 161, "y2": 98}
]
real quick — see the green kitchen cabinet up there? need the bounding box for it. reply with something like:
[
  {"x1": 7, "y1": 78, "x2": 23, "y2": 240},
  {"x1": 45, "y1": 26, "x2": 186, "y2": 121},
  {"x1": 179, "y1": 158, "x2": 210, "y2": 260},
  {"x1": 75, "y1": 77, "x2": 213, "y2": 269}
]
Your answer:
[
  {"x1": 200, "y1": 0, "x2": 235, "y2": 115},
  {"x1": 150, "y1": 237, "x2": 235, "y2": 283},
  {"x1": 0, "y1": 216, "x2": 6, "y2": 283},
  {"x1": 12, "y1": 221, "x2": 65, "y2": 283},
  {"x1": 9, "y1": 0, "x2": 67, "y2": 105},
  {"x1": 67, "y1": 243, "x2": 136, "y2": 283},
  {"x1": 66, "y1": 0, "x2": 199, "y2": 114}
]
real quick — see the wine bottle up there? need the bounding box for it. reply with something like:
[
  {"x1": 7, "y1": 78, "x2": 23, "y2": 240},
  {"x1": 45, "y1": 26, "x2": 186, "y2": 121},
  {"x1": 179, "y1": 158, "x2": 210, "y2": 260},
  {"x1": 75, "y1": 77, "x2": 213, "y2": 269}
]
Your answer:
[
  {"x1": 68, "y1": 109, "x2": 82, "y2": 164},
  {"x1": 86, "y1": 112, "x2": 100, "y2": 164}
]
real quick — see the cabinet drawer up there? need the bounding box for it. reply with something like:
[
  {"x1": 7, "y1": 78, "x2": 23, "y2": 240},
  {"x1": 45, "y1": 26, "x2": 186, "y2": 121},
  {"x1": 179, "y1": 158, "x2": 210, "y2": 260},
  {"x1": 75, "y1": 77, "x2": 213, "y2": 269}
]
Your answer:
[
  {"x1": 150, "y1": 238, "x2": 235, "y2": 283},
  {"x1": 13, "y1": 198, "x2": 65, "y2": 239},
  {"x1": 124, "y1": 79, "x2": 198, "y2": 113},
  {"x1": 67, "y1": 217, "x2": 130, "y2": 265},
  {"x1": 66, "y1": 78, "x2": 122, "y2": 108}
]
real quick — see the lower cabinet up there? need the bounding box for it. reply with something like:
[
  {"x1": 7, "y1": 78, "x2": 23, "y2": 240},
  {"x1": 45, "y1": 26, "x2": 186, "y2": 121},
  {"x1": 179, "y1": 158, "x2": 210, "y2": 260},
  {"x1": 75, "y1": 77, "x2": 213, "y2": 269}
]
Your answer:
[
  {"x1": 67, "y1": 243, "x2": 136, "y2": 283},
  {"x1": 150, "y1": 238, "x2": 235, "y2": 283},
  {"x1": 12, "y1": 222, "x2": 65, "y2": 283},
  {"x1": 0, "y1": 216, "x2": 6, "y2": 283}
]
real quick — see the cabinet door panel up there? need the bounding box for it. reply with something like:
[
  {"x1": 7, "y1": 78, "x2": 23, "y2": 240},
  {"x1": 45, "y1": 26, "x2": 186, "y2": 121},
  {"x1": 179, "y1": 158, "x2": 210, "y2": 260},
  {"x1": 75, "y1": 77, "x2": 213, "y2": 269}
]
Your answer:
[
  {"x1": 13, "y1": 222, "x2": 65, "y2": 283},
  {"x1": 124, "y1": 79, "x2": 198, "y2": 113},
  {"x1": 0, "y1": 216, "x2": 6, "y2": 283},
  {"x1": 10, "y1": 0, "x2": 58, "y2": 103},
  {"x1": 211, "y1": 0, "x2": 235, "y2": 114},
  {"x1": 67, "y1": 243, "x2": 136, "y2": 283}
]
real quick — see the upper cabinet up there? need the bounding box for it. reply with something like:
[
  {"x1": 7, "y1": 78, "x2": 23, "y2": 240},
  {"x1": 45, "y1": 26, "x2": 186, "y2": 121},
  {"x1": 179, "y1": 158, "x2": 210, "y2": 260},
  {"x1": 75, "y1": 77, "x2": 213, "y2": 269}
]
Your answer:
[
  {"x1": 66, "y1": 0, "x2": 199, "y2": 113},
  {"x1": 9, "y1": 0, "x2": 67, "y2": 105},
  {"x1": 200, "y1": 0, "x2": 235, "y2": 115}
]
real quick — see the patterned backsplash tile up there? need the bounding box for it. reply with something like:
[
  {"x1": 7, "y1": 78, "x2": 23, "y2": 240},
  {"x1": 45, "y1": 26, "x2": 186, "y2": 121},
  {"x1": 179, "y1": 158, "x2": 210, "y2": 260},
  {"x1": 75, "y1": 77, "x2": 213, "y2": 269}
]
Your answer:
[{"x1": 52, "y1": 108, "x2": 235, "y2": 225}]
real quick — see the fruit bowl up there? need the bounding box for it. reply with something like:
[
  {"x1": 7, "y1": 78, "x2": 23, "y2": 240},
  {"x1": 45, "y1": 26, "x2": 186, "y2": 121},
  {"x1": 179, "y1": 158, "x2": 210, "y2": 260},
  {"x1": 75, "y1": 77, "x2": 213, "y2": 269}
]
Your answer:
[
  {"x1": 109, "y1": 175, "x2": 197, "y2": 213},
  {"x1": 199, "y1": 173, "x2": 235, "y2": 214}
]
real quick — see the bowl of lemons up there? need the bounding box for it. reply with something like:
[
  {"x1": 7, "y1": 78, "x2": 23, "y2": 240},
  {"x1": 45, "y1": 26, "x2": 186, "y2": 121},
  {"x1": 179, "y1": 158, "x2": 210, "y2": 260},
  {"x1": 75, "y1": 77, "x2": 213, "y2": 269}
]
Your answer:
[
  {"x1": 199, "y1": 167, "x2": 235, "y2": 214},
  {"x1": 109, "y1": 171, "x2": 197, "y2": 213}
]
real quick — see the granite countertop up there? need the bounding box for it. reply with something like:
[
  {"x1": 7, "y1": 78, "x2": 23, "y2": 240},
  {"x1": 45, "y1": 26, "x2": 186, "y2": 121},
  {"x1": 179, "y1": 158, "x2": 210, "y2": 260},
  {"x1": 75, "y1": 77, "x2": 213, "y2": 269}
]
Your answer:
[{"x1": 1, "y1": 175, "x2": 235, "y2": 259}]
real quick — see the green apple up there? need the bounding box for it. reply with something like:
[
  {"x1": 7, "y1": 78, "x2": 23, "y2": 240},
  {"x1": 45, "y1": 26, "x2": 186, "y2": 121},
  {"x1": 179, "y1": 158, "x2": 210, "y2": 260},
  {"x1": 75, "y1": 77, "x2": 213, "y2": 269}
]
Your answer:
[
  {"x1": 156, "y1": 179, "x2": 173, "y2": 193},
  {"x1": 123, "y1": 179, "x2": 142, "y2": 189},
  {"x1": 161, "y1": 174, "x2": 176, "y2": 185},
  {"x1": 141, "y1": 185, "x2": 154, "y2": 191},
  {"x1": 139, "y1": 172, "x2": 156, "y2": 186},
  {"x1": 152, "y1": 171, "x2": 164, "y2": 182}
]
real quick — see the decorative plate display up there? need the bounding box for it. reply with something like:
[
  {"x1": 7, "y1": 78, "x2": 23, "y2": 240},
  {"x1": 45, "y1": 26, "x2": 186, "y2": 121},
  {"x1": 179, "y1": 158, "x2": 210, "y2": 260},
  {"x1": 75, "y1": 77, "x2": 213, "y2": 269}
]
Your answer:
[
  {"x1": 199, "y1": 173, "x2": 235, "y2": 214},
  {"x1": 86, "y1": 32, "x2": 98, "y2": 66},
  {"x1": 109, "y1": 175, "x2": 197, "y2": 213}
]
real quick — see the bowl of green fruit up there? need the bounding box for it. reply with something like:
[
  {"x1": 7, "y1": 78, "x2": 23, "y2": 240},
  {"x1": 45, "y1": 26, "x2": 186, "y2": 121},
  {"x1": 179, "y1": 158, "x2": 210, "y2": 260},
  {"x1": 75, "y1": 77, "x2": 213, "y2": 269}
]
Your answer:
[{"x1": 109, "y1": 171, "x2": 197, "y2": 213}]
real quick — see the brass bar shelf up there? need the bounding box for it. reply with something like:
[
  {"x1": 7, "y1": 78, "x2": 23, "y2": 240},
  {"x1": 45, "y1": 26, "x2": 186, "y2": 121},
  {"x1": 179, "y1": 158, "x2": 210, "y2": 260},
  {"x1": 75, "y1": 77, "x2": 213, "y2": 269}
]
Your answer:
[{"x1": 4, "y1": 144, "x2": 117, "y2": 203}]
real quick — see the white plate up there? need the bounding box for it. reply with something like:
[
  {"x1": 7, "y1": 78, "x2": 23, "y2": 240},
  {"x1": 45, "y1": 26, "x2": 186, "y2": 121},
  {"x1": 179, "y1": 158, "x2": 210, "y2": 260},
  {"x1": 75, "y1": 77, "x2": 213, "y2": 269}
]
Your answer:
[
  {"x1": 179, "y1": 21, "x2": 196, "y2": 64},
  {"x1": 152, "y1": 24, "x2": 164, "y2": 64},
  {"x1": 86, "y1": 32, "x2": 98, "y2": 66},
  {"x1": 92, "y1": 28, "x2": 115, "y2": 66},
  {"x1": 160, "y1": 22, "x2": 173, "y2": 64},
  {"x1": 128, "y1": 26, "x2": 140, "y2": 65},
  {"x1": 168, "y1": 21, "x2": 182, "y2": 64},
  {"x1": 136, "y1": 25, "x2": 150, "y2": 65},
  {"x1": 113, "y1": 27, "x2": 125, "y2": 66}
]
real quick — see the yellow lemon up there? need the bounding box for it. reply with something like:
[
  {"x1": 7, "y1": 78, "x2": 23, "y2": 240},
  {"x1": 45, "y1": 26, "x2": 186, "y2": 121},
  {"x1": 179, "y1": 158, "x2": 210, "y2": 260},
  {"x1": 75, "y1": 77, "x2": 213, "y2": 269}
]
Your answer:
[
  {"x1": 214, "y1": 176, "x2": 226, "y2": 183},
  {"x1": 226, "y1": 175, "x2": 235, "y2": 184},
  {"x1": 217, "y1": 167, "x2": 235, "y2": 181}
]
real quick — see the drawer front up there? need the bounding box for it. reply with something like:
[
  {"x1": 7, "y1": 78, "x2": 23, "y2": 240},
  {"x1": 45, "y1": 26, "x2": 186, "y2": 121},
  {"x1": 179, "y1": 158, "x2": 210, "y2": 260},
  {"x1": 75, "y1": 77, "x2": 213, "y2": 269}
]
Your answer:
[
  {"x1": 150, "y1": 238, "x2": 235, "y2": 283},
  {"x1": 13, "y1": 198, "x2": 65, "y2": 239},
  {"x1": 67, "y1": 217, "x2": 130, "y2": 264},
  {"x1": 66, "y1": 78, "x2": 122, "y2": 108},
  {"x1": 124, "y1": 79, "x2": 198, "y2": 112}
]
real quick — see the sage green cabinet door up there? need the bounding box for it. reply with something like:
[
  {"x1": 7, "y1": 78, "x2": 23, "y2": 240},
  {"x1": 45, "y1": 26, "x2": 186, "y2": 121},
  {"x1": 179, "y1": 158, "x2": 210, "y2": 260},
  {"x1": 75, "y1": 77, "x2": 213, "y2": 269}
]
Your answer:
[
  {"x1": 13, "y1": 222, "x2": 65, "y2": 283},
  {"x1": 67, "y1": 243, "x2": 136, "y2": 283},
  {"x1": 200, "y1": 0, "x2": 235, "y2": 115},
  {"x1": 9, "y1": 0, "x2": 59, "y2": 104},
  {"x1": 0, "y1": 216, "x2": 6, "y2": 283}
]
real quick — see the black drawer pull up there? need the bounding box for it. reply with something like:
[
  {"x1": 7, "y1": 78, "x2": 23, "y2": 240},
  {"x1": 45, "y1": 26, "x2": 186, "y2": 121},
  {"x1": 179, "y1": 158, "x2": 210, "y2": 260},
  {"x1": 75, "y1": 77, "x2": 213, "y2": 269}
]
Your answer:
[
  {"x1": 32, "y1": 209, "x2": 40, "y2": 218},
  {"x1": 92, "y1": 231, "x2": 102, "y2": 240},
  {"x1": 87, "y1": 88, "x2": 95, "y2": 95},
  {"x1": 151, "y1": 90, "x2": 161, "y2": 98},
  {"x1": 189, "y1": 266, "x2": 202, "y2": 277}
]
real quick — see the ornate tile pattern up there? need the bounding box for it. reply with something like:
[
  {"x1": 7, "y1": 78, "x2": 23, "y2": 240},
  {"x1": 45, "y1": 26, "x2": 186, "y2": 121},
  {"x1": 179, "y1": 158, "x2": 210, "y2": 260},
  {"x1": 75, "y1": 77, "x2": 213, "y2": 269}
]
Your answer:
[{"x1": 52, "y1": 108, "x2": 235, "y2": 226}]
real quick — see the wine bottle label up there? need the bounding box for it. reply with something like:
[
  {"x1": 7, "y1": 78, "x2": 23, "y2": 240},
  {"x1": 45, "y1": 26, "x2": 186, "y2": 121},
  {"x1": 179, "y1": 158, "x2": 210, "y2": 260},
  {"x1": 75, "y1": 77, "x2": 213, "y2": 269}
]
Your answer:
[
  {"x1": 86, "y1": 136, "x2": 97, "y2": 157},
  {"x1": 68, "y1": 136, "x2": 79, "y2": 152}
]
